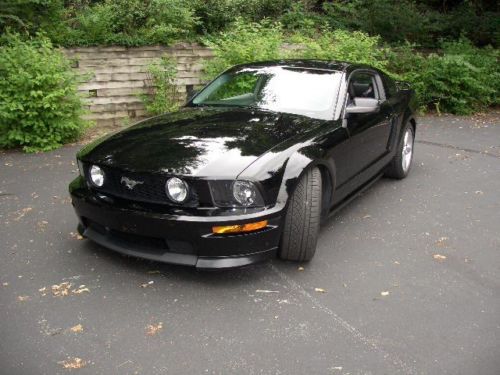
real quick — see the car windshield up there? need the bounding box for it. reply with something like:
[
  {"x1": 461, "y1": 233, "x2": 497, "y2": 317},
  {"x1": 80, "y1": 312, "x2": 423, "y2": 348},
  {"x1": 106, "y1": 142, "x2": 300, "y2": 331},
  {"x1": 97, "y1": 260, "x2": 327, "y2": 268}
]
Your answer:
[{"x1": 191, "y1": 66, "x2": 343, "y2": 120}]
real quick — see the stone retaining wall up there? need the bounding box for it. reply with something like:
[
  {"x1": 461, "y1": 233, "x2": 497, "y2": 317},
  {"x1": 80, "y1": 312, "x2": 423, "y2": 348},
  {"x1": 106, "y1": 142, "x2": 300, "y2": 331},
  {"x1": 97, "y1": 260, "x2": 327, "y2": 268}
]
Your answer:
[{"x1": 64, "y1": 44, "x2": 213, "y2": 128}]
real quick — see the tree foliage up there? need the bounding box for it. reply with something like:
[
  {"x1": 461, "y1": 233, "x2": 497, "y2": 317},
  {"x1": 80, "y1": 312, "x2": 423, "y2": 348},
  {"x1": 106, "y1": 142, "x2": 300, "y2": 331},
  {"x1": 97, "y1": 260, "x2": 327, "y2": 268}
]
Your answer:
[{"x1": 1, "y1": 1, "x2": 498, "y2": 48}]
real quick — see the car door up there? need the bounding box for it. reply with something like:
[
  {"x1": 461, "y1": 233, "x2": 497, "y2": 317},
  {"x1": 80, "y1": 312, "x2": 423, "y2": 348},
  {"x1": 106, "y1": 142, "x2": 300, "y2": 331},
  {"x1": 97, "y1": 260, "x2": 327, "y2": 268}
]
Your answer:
[{"x1": 341, "y1": 70, "x2": 393, "y2": 180}]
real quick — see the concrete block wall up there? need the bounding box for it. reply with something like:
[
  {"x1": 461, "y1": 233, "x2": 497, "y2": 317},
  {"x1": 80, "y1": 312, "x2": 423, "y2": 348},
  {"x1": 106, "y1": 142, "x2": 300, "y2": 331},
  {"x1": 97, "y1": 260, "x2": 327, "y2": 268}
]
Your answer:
[{"x1": 64, "y1": 44, "x2": 213, "y2": 128}]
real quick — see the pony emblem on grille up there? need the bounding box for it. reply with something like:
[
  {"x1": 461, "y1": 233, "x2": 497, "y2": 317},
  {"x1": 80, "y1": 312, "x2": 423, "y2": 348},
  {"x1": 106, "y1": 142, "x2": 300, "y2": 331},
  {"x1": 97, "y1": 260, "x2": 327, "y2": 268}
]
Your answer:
[{"x1": 120, "y1": 176, "x2": 144, "y2": 190}]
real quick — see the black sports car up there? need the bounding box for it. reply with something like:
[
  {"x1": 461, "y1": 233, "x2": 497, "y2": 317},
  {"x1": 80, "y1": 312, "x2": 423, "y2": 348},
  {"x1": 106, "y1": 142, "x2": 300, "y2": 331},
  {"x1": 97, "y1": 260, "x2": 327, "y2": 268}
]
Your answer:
[{"x1": 70, "y1": 60, "x2": 417, "y2": 269}]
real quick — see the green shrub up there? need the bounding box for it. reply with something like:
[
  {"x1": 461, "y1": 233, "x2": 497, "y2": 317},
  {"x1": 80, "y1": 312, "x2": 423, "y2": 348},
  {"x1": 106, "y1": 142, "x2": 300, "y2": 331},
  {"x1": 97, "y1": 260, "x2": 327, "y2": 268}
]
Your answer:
[
  {"x1": 191, "y1": 0, "x2": 292, "y2": 35},
  {"x1": 141, "y1": 56, "x2": 181, "y2": 115},
  {"x1": 290, "y1": 29, "x2": 390, "y2": 70},
  {"x1": 280, "y1": 2, "x2": 323, "y2": 36},
  {"x1": 390, "y1": 40, "x2": 499, "y2": 114},
  {"x1": 49, "y1": 0, "x2": 199, "y2": 46},
  {"x1": 0, "y1": 34, "x2": 88, "y2": 152},
  {"x1": 0, "y1": 0, "x2": 66, "y2": 35},
  {"x1": 203, "y1": 19, "x2": 284, "y2": 79},
  {"x1": 204, "y1": 21, "x2": 389, "y2": 75},
  {"x1": 321, "y1": 0, "x2": 499, "y2": 48}
]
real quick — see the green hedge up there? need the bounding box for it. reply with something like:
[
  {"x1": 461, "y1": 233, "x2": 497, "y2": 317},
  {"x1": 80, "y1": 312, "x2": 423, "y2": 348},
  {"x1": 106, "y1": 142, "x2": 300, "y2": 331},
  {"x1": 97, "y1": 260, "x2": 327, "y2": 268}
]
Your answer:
[{"x1": 0, "y1": 34, "x2": 89, "y2": 152}]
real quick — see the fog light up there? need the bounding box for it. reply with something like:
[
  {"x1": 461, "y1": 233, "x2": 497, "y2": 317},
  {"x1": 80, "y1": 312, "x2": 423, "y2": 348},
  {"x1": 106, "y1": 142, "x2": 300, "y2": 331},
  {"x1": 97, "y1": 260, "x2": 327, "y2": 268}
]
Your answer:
[
  {"x1": 89, "y1": 165, "x2": 105, "y2": 187},
  {"x1": 212, "y1": 220, "x2": 268, "y2": 234}
]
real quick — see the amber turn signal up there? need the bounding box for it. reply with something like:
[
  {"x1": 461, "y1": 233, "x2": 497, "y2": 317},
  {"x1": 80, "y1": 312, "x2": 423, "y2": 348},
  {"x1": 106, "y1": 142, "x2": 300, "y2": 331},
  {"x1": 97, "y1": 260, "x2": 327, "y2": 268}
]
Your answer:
[{"x1": 212, "y1": 220, "x2": 268, "y2": 234}]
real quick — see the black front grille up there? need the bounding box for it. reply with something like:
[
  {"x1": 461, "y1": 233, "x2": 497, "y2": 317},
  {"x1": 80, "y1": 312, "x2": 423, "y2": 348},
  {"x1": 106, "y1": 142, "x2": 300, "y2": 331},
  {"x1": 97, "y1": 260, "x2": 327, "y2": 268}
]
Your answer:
[{"x1": 84, "y1": 164, "x2": 210, "y2": 206}]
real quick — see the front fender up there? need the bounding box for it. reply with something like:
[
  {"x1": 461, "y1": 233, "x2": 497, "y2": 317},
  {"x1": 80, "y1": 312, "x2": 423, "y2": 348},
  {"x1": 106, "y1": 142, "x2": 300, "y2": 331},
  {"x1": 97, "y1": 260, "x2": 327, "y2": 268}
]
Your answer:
[{"x1": 238, "y1": 140, "x2": 335, "y2": 212}]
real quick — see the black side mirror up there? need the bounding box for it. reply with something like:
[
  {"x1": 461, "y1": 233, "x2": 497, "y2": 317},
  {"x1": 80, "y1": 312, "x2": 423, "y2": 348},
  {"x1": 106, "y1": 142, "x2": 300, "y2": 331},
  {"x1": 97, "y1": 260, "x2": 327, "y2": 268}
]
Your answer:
[{"x1": 345, "y1": 98, "x2": 380, "y2": 114}]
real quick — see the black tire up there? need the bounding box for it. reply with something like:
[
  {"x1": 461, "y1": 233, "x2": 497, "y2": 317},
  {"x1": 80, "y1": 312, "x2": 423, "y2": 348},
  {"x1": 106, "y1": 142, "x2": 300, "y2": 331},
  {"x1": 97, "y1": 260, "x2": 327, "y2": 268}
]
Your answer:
[
  {"x1": 279, "y1": 167, "x2": 322, "y2": 262},
  {"x1": 385, "y1": 122, "x2": 415, "y2": 179}
]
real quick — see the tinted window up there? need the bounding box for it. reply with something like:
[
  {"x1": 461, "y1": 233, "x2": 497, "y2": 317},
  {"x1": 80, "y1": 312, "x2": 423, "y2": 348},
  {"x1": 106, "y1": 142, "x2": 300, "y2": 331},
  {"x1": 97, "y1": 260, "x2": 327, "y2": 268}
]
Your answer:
[
  {"x1": 348, "y1": 72, "x2": 377, "y2": 100},
  {"x1": 192, "y1": 66, "x2": 343, "y2": 120},
  {"x1": 382, "y1": 74, "x2": 398, "y2": 98}
]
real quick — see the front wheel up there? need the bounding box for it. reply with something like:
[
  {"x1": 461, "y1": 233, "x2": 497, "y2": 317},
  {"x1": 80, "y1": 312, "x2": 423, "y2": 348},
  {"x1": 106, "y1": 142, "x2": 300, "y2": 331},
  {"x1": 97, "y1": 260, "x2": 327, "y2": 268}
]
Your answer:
[
  {"x1": 279, "y1": 167, "x2": 322, "y2": 262},
  {"x1": 385, "y1": 122, "x2": 415, "y2": 179}
]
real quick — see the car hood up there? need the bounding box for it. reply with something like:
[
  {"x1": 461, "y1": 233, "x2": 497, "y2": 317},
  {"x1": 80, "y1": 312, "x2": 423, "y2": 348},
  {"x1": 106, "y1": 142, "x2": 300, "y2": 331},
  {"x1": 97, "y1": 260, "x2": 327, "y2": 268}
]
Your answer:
[{"x1": 78, "y1": 107, "x2": 324, "y2": 177}]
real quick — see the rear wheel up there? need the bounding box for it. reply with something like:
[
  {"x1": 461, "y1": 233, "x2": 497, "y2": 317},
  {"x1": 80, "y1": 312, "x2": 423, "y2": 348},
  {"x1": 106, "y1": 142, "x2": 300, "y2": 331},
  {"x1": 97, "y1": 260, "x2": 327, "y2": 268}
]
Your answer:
[
  {"x1": 279, "y1": 167, "x2": 322, "y2": 262},
  {"x1": 385, "y1": 122, "x2": 415, "y2": 179}
]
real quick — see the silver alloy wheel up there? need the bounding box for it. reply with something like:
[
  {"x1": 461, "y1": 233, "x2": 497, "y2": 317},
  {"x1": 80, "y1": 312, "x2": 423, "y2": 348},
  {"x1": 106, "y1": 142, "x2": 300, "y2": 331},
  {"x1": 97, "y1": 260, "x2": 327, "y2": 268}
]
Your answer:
[{"x1": 401, "y1": 128, "x2": 414, "y2": 173}]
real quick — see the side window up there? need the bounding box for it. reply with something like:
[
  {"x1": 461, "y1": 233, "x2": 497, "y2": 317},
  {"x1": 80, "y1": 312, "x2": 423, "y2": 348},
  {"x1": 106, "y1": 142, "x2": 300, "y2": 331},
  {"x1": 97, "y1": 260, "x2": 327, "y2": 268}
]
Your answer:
[
  {"x1": 348, "y1": 72, "x2": 378, "y2": 101},
  {"x1": 382, "y1": 74, "x2": 398, "y2": 98}
]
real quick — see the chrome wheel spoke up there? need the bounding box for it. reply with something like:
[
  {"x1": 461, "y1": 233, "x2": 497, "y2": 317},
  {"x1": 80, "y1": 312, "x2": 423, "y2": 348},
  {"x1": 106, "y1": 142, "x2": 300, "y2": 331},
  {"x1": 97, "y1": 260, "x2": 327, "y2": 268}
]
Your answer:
[{"x1": 401, "y1": 128, "x2": 413, "y2": 173}]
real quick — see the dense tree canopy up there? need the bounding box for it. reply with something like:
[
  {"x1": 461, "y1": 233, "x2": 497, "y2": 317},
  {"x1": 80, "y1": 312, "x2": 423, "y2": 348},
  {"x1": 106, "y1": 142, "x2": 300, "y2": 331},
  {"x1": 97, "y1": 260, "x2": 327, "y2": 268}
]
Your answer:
[{"x1": 1, "y1": 0, "x2": 498, "y2": 47}]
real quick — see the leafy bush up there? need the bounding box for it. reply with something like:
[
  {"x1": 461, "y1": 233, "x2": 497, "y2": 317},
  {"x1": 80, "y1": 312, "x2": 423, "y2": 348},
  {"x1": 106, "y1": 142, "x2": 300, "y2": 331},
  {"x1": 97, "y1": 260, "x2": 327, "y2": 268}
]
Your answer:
[
  {"x1": 0, "y1": 34, "x2": 88, "y2": 152},
  {"x1": 204, "y1": 21, "x2": 389, "y2": 76},
  {"x1": 290, "y1": 29, "x2": 390, "y2": 70},
  {"x1": 141, "y1": 56, "x2": 181, "y2": 115},
  {"x1": 191, "y1": 0, "x2": 292, "y2": 35},
  {"x1": 203, "y1": 19, "x2": 284, "y2": 79},
  {"x1": 321, "y1": 0, "x2": 499, "y2": 48},
  {"x1": 390, "y1": 40, "x2": 499, "y2": 114},
  {"x1": 49, "y1": 0, "x2": 199, "y2": 46},
  {"x1": 0, "y1": 0, "x2": 66, "y2": 35}
]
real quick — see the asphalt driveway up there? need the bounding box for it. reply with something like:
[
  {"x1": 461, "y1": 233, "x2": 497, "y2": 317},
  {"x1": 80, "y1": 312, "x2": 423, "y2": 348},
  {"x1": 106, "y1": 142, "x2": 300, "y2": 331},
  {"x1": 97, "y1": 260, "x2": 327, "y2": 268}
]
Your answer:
[{"x1": 1, "y1": 113, "x2": 499, "y2": 375}]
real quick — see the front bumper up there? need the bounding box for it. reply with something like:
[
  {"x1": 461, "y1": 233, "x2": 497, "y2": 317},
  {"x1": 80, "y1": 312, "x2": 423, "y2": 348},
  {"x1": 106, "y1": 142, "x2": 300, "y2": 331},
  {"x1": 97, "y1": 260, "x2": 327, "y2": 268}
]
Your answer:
[{"x1": 70, "y1": 177, "x2": 283, "y2": 269}]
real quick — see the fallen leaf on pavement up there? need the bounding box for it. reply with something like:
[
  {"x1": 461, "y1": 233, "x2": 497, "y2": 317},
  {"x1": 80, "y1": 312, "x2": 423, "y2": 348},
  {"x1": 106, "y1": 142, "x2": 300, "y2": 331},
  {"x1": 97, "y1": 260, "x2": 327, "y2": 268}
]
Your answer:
[
  {"x1": 146, "y1": 322, "x2": 163, "y2": 336},
  {"x1": 51, "y1": 282, "x2": 72, "y2": 297},
  {"x1": 435, "y1": 237, "x2": 449, "y2": 247},
  {"x1": 314, "y1": 288, "x2": 326, "y2": 293},
  {"x1": 58, "y1": 357, "x2": 86, "y2": 369},
  {"x1": 380, "y1": 291, "x2": 390, "y2": 296},
  {"x1": 72, "y1": 285, "x2": 90, "y2": 294},
  {"x1": 141, "y1": 281, "x2": 154, "y2": 288},
  {"x1": 433, "y1": 254, "x2": 447, "y2": 261},
  {"x1": 70, "y1": 324, "x2": 83, "y2": 333},
  {"x1": 17, "y1": 295, "x2": 30, "y2": 301},
  {"x1": 256, "y1": 289, "x2": 279, "y2": 293},
  {"x1": 37, "y1": 220, "x2": 49, "y2": 232},
  {"x1": 70, "y1": 232, "x2": 84, "y2": 240},
  {"x1": 13, "y1": 207, "x2": 32, "y2": 221}
]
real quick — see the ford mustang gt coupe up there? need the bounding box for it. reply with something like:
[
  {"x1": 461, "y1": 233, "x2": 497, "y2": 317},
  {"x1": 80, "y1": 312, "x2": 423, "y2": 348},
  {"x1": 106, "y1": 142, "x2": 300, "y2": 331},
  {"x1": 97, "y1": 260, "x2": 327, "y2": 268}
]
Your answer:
[{"x1": 70, "y1": 60, "x2": 417, "y2": 269}]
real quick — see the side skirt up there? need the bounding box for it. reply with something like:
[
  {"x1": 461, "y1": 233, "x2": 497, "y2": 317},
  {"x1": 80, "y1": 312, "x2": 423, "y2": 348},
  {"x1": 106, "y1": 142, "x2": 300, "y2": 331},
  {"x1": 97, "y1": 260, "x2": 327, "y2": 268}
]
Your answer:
[{"x1": 324, "y1": 173, "x2": 383, "y2": 222}]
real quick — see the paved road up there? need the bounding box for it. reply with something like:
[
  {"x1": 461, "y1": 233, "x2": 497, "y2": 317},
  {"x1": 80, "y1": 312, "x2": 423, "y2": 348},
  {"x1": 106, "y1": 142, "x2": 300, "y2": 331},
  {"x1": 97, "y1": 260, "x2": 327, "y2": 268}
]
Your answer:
[{"x1": 1, "y1": 114, "x2": 499, "y2": 375}]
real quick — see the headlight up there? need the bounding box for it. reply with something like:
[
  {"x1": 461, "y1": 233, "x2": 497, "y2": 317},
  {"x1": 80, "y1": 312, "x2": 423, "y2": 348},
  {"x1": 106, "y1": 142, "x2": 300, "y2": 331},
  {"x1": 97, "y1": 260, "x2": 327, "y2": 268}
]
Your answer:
[
  {"x1": 232, "y1": 180, "x2": 258, "y2": 206},
  {"x1": 208, "y1": 180, "x2": 264, "y2": 207},
  {"x1": 166, "y1": 177, "x2": 188, "y2": 203},
  {"x1": 89, "y1": 165, "x2": 105, "y2": 187}
]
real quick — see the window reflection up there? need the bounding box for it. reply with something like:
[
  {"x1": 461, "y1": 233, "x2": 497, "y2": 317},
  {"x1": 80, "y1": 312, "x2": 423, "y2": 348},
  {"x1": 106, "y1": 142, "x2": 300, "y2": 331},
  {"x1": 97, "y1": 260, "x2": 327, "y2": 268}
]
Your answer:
[{"x1": 193, "y1": 66, "x2": 342, "y2": 120}]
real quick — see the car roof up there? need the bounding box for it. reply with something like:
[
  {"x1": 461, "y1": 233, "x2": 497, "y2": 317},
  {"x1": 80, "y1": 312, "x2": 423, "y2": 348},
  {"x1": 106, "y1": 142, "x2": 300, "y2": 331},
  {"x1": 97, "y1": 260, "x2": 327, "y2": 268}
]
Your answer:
[{"x1": 227, "y1": 59, "x2": 365, "y2": 73}]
